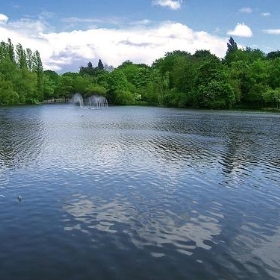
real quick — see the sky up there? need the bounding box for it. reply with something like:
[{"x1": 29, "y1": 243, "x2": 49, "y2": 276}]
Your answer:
[{"x1": 0, "y1": 0, "x2": 279, "y2": 73}]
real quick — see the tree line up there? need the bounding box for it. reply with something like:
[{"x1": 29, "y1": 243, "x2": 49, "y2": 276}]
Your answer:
[{"x1": 1, "y1": 37, "x2": 280, "y2": 109}]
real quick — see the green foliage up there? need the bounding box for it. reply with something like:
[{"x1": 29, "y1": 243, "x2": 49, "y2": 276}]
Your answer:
[
  {"x1": 115, "y1": 90, "x2": 135, "y2": 105},
  {"x1": 267, "y1": 58, "x2": 280, "y2": 89},
  {"x1": 193, "y1": 58, "x2": 236, "y2": 108},
  {"x1": 0, "y1": 73, "x2": 19, "y2": 105},
  {"x1": 0, "y1": 38, "x2": 44, "y2": 105},
  {"x1": 106, "y1": 69, "x2": 130, "y2": 91},
  {"x1": 43, "y1": 70, "x2": 59, "y2": 99},
  {"x1": 85, "y1": 84, "x2": 106, "y2": 97},
  {"x1": 267, "y1": 51, "x2": 280, "y2": 60},
  {"x1": 54, "y1": 75, "x2": 75, "y2": 99},
  {"x1": 16, "y1": 43, "x2": 27, "y2": 69},
  {"x1": 227, "y1": 37, "x2": 238, "y2": 53},
  {"x1": 118, "y1": 61, "x2": 151, "y2": 88},
  {"x1": 165, "y1": 89, "x2": 189, "y2": 108},
  {"x1": 196, "y1": 80, "x2": 235, "y2": 109},
  {"x1": 33, "y1": 50, "x2": 44, "y2": 101},
  {"x1": 263, "y1": 88, "x2": 280, "y2": 108},
  {"x1": 240, "y1": 59, "x2": 268, "y2": 105}
]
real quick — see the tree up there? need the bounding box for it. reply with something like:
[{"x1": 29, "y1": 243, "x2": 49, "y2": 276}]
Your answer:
[
  {"x1": 43, "y1": 70, "x2": 59, "y2": 99},
  {"x1": 26, "y1": 48, "x2": 33, "y2": 71},
  {"x1": 88, "y1": 61, "x2": 93, "y2": 69},
  {"x1": 194, "y1": 49, "x2": 217, "y2": 60},
  {"x1": 144, "y1": 69, "x2": 170, "y2": 106},
  {"x1": 267, "y1": 57, "x2": 280, "y2": 89},
  {"x1": 85, "y1": 84, "x2": 106, "y2": 97},
  {"x1": 98, "y1": 59, "x2": 104, "y2": 70},
  {"x1": 0, "y1": 73, "x2": 19, "y2": 105},
  {"x1": 16, "y1": 43, "x2": 27, "y2": 69},
  {"x1": 106, "y1": 69, "x2": 130, "y2": 91},
  {"x1": 267, "y1": 51, "x2": 280, "y2": 60},
  {"x1": 170, "y1": 55, "x2": 198, "y2": 107},
  {"x1": 115, "y1": 90, "x2": 135, "y2": 105},
  {"x1": 54, "y1": 75, "x2": 75, "y2": 100},
  {"x1": 7, "y1": 38, "x2": 15, "y2": 63},
  {"x1": 227, "y1": 37, "x2": 238, "y2": 53},
  {"x1": 79, "y1": 61, "x2": 94, "y2": 75},
  {"x1": 224, "y1": 37, "x2": 239, "y2": 65},
  {"x1": 117, "y1": 61, "x2": 151, "y2": 103},
  {"x1": 241, "y1": 59, "x2": 268, "y2": 106},
  {"x1": 194, "y1": 58, "x2": 235, "y2": 108},
  {"x1": 18, "y1": 71, "x2": 38, "y2": 104},
  {"x1": 32, "y1": 50, "x2": 44, "y2": 102},
  {"x1": 196, "y1": 80, "x2": 235, "y2": 109},
  {"x1": 262, "y1": 88, "x2": 280, "y2": 108}
]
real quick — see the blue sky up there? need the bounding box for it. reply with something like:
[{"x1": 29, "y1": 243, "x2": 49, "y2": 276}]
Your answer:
[{"x1": 0, "y1": 0, "x2": 279, "y2": 72}]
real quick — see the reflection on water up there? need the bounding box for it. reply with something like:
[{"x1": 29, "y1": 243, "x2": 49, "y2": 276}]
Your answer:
[
  {"x1": 234, "y1": 225, "x2": 280, "y2": 279},
  {"x1": 0, "y1": 105, "x2": 280, "y2": 279},
  {"x1": 0, "y1": 107, "x2": 44, "y2": 169},
  {"x1": 63, "y1": 194, "x2": 221, "y2": 257}
]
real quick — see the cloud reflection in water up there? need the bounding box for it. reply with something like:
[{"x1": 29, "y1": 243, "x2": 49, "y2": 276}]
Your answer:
[{"x1": 63, "y1": 194, "x2": 222, "y2": 257}]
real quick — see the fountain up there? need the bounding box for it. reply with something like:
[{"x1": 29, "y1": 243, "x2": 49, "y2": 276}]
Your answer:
[
  {"x1": 87, "y1": 95, "x2": 108, "y2": 109},
  {"x1": 69, "y1": 93, "x2": 108, "y2": 109},
  {"x1": 70, "y1": 93, "x2": 84, "y2": 107}
]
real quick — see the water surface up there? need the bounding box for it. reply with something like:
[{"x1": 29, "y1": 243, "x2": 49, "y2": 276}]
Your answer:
[{"x1": 0, "y1": 105, "x2": 279, "y2": 279}]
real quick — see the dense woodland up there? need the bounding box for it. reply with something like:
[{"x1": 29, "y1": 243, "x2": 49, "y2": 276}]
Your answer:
[{"x1": 1, "y1": 37, "x2": 280, "y2": 109}]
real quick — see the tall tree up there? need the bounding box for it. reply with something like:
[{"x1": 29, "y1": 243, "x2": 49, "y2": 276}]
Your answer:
[
  {"x1": 98, "y1": 59, "x2": 104, "y2": 70},
  {"x1": 16, "y1": 43, "x2": 27, "y2": 69},
  {"x1": 7, "y1": 38, "x2": 15, "y2": 63},
  {"x1": 224, "y1": 37, "x2": 239, "y2": 65},
  {"x1": 32, "y1": 50, "x2": 44, "y2": 101},
  {"x1": 26, "y1": 48, "x2": 33, "y2": 71},
  {"x1": 227, "y1": 37, "x2": 238, "y2": 53}
]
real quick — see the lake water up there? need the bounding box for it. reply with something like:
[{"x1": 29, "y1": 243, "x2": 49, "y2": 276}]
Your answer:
[{"x1": 0, "y1": 104, "x2": 279, "y2": 280}]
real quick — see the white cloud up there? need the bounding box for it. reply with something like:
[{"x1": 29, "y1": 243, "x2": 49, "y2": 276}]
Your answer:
[
  {"x1": 227, "y1": 23, "x2": 253, "y2": 37},
  {"x1": 152, "y1": 0, "x2": 182, "y2": 10},
  {"x1": 130, "y1": 19, "x2": 152, "y2": 26},
  {"x1": 263, "y1": 29, "x2": 280, "y2": 35},
  {"x1": 0, "y1": 13, "x2": 9, "y2": 24},
  {"x1": 0, "y1": 15, "x2": 228, "y2": 72},
  {"x1": 61, "y1": 16, "x2": 122, "y2": 27},
  {"x1": 261, "y1": 12, "x2": 271, "y2": 17},
  {"x1": 239, "y1": 7, "x2": 252, "y2": 14}
]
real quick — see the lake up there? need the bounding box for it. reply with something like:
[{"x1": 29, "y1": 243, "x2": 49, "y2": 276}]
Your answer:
[{"x1": 0, "y1": 104, "x2": 279, "y2": 280}]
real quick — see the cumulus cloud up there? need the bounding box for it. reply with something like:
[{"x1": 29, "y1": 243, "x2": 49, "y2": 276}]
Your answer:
[
  {"x1": 239, "y1": 7, "x2": 252, "y2": 14},
  {"x1": 0, "y1": 14, "x2": 228, "y2": 72},
  {"x1": 227, "y1": 23, "x2": 253, "y2": 37},
  {"x1": 152, "y1": 0, "x2": 182, "y2": 10},
  {"x1": 0, "y1": 13, "x2": 9, "y2": 24},
  {"x1": 263, "y1": 29, "x2": 280, "y2": 35}
]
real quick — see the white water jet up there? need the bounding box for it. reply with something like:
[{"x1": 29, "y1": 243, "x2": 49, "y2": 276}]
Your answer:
[
  {"x1": 87, "y1": 95, "x2": 108, "y2": 109},
  {"x1": 69, "y1": 93, "x2": 108, "y2": 109},
  {"x1": 69, "y1": 93, "x2": 84, "y2": 107}
]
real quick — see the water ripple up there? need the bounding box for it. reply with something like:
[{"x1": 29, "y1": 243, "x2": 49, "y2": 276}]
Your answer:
[
  {"x1": 1, "y1": 105, "x2": 280, "y2": 279},
  {"x1": 62, "y1": 193, "x2": 223, "y2": 258}
]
